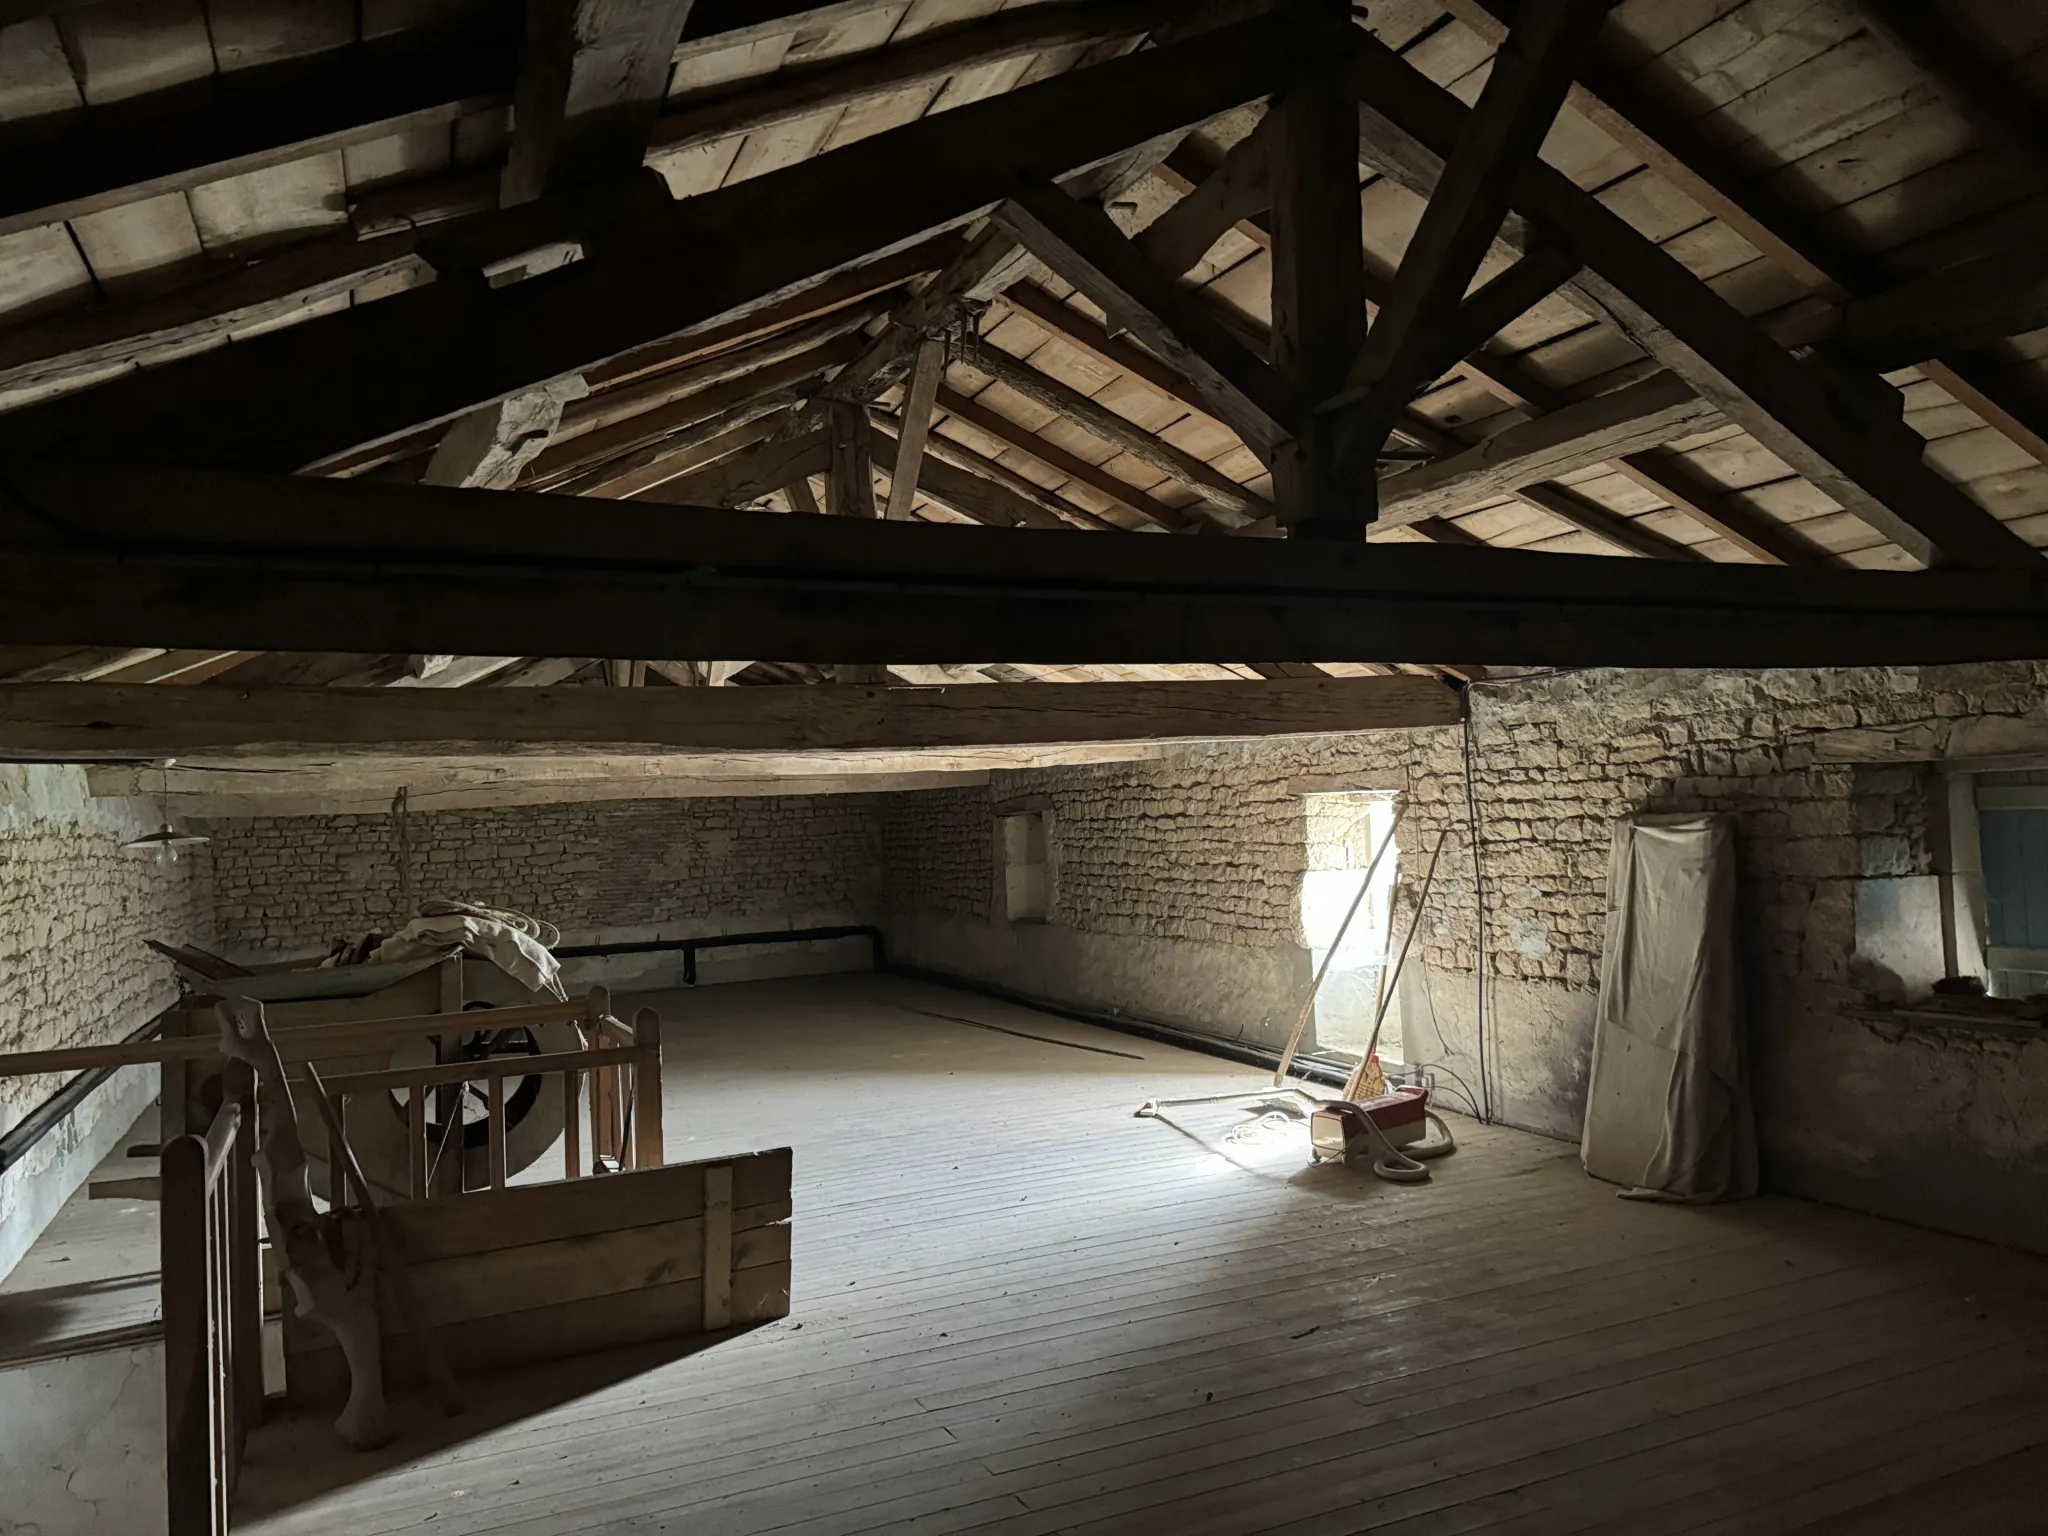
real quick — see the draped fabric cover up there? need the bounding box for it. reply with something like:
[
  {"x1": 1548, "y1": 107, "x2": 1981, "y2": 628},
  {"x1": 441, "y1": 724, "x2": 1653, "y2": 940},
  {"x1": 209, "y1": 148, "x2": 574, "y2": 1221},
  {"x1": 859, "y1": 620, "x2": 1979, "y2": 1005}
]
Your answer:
[{"x1": 1582, "y1": 813, "x2": 1757, "y2": 1203}]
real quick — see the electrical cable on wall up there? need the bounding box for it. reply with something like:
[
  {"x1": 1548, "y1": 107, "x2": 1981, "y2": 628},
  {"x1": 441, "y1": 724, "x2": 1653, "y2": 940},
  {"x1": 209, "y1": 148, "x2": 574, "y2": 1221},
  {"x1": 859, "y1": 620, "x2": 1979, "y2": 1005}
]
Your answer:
[
  {"x1": 392, "y1": 785, "x2": 412, "y2": 920},
  {"x1": 1462, "y1": 709, "x2": 1494, "y2": 1123}
]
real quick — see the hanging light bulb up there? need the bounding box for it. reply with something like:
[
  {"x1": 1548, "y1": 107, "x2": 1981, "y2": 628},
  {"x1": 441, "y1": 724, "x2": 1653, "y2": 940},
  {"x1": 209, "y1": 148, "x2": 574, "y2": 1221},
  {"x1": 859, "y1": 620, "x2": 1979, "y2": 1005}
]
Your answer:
[{"x1": 123, "y1": 759, "x2": 211, "y2": 863}]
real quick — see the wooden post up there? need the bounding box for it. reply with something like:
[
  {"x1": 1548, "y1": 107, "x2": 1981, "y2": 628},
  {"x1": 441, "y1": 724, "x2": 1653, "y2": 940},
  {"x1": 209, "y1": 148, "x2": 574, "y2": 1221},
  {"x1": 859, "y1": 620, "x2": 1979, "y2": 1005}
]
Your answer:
[
  {"x1": 437, "y1": 951, "x2": 463, "y2": 1013},
  {"x1": 702, "y1": 1164, "x2": 733, "y2": 1332},
  {"x1": 408, "y1": 1086, "x2": 428, "y2": 1200},
  {"x1": 162, "y1": 1102, "x2": 243, "y2": 1536},
  {"x1": 826, "y1": 399, "x2": 877, "y2": 518},
  {"x1": 487, "y1": 1072, "x2": 508, "y2": 1190},
  {"x1": 162, "y1": 1132, "x2": 212, "y2": 1534},
  {"x1": 223, "y1": 1060, "x2": 262, "y2": 1456},
  {"x1": 632, "y1": 1007, "x2": 663, "y2": 1171},
  {"x1": 562, "y1": 1068, "x2": 583, "y2": 1179},
  {"x1": 1268, "y1": 0, "x2": 1369, "y2": 531},
  {"x1": 326, "y1": 1092, "x2": 348, "y2": 1210}
]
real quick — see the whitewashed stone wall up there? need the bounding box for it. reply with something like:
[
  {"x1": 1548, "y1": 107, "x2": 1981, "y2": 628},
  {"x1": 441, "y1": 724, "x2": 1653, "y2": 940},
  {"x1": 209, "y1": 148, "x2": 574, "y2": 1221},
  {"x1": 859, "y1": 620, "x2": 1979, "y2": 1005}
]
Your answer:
[
  {"x1": 883, "y1": 663, "x2": 2048, "y2": 1251},
  {"x1": 0, "y1": 766, "x2": 210, "y2": 1277}
]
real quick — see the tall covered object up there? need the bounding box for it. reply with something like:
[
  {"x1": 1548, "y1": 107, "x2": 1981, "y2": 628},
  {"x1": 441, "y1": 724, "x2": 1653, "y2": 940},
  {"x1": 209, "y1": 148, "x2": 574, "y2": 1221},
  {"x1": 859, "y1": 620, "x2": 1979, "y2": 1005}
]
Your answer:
[{"x1": 1581, "y1": 813, "x2": 1757, "y2": 1202}]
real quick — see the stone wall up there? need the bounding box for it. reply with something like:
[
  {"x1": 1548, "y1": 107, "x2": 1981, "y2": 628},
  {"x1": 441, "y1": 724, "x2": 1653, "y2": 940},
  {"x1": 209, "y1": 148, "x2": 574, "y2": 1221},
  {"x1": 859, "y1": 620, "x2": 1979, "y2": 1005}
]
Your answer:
[
  {"x1": 207, "y1": 796, "x2": 886, "y2": 988},
  {"x1": 0, "y1": 766, "x2": 210, "y2": 1278},
  {"x1": 882, "y1": 663, "x2": 2048, "y2": 1252}
]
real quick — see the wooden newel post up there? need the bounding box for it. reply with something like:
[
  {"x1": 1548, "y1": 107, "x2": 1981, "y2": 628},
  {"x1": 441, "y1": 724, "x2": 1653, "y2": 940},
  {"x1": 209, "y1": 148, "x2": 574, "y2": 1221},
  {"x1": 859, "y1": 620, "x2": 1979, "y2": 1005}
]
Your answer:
[
  {"x1": 633, "y1": 1006, "x2": 663, "y2": 1170},
  {"x1": 162, "y1": 1132, "x2": 213, "y2": 1535},
  {"x1": 223, "y1": 1060, "x2": 263, "y2": 1458}
]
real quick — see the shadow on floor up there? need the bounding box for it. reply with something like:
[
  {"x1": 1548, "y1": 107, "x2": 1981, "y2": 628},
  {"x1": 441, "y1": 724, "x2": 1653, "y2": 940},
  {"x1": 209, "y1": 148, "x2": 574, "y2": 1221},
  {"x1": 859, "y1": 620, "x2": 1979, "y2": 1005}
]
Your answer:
[{"x1": 234, "y1": 1323, "x2": 777, "y2": 1520}]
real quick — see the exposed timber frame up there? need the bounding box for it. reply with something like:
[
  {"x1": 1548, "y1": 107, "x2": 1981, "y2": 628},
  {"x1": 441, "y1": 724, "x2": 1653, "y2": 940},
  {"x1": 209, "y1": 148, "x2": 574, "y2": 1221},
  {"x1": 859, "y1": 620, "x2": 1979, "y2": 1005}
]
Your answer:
[
  {"x1": 4, "y1": 467, "x2": 2048, "y2": 668},
  {"x1": 1341, "y1": 21, "x2": 2040, "y2": 571},
  {"x1": 0, "y1": 676, "x2": 1463, "y2": 761},
  {"x1": 0, "y1": 13, "x2": 1298, "y2": 476}
]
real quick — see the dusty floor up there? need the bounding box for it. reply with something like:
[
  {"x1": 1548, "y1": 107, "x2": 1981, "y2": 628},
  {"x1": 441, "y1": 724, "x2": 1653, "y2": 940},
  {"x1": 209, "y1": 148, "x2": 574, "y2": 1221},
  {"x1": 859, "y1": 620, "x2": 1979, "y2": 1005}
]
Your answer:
[{"x1": 211, "y1": 972, "x2": 2048, "y2": 1536}]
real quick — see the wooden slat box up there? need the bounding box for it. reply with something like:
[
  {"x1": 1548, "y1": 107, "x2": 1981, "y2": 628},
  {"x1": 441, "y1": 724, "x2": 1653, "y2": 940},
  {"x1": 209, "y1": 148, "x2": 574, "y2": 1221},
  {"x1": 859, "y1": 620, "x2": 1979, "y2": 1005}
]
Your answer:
[{"x1": 284, "y1": 1148, "x2": 791, "y2": 1404}]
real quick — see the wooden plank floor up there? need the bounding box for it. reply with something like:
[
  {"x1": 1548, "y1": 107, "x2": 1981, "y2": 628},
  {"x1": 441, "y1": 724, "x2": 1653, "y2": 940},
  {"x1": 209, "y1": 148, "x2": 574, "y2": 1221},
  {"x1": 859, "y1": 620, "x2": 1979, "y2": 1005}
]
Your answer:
[{"x1": 235, "y1": 973, "x2": 2048, "y2": 1536}]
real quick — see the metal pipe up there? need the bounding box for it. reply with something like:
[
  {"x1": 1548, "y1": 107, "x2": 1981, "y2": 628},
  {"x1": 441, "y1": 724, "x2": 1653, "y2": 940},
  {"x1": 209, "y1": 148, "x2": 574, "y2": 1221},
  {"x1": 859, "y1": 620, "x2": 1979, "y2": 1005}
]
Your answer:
[
  {"x1": 0, "y1": 1009, "x2": 166, "y2": 1178},
  {"x1": 553, "y1": 923, "x2": 886, "y2": 984}
]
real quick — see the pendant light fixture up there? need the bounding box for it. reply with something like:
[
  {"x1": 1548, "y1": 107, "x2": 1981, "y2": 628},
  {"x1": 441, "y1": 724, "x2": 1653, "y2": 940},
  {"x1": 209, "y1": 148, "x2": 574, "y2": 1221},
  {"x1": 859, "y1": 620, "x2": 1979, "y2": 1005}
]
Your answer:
[{"x1": 122, "y1": 759, "x2": 210, "y2": 863}]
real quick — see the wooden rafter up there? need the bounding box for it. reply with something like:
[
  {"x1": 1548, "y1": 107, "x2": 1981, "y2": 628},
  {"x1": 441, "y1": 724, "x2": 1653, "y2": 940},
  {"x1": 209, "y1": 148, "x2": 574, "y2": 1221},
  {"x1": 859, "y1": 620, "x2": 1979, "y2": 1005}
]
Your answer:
[
  {"x1": 1510, "y1": 483, "x2": 1698, "y2": 562},
  {"x1": 964, "y1": 341, "x2": 1267, "y2": 523},
  {"x1": 0, "y1": 13, "x2": 1298, "y2": 475},
  {"x1": 532, "y1": 333, "x2": 866, "y2": 491},
  {"x1": 0, "y1": 14, "x2": 523, "y2": 240},
  {"x1": 871, "y1": 421, "x2": 1109, "y2": 532},
  {"x1": 1136, "y1": 110, "x2": 1283, "y2": 281},
  {"x1": 1345, "y1": 24, "x2": 2041, "y2": 570},
  {"x1": 637, "y1": 427, "x2": 831, "y2": 508},
  {"x1": 648, "y1": 0, "x2": 1181, "y2": 160},
  {"x1": 993, "y1": 182, "x2": 1297, "y2": 461},
  {"x1": 1437, "y1": 0, "x2": 2048, "y2": 475},
  {"x1": 1324, "y1": 0, "x2": 1611, "y2": 507},
  {"x1": 932, "y1": 385, "x2": 1191, "y2": 532}
]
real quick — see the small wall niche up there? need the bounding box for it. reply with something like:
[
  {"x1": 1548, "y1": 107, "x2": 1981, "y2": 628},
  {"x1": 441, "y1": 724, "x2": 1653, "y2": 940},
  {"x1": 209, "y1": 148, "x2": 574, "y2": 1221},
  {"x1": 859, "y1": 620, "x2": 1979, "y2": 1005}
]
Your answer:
[{"x1": 999, "y1": 809, "x2": 1049, "y2": 923}]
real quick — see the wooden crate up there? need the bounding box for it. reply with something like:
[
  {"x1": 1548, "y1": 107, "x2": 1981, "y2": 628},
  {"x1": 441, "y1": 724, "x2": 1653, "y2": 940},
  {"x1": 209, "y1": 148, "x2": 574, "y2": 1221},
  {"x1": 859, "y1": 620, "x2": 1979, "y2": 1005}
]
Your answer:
[{"x1": 282, "y1": 1148, "x2": 791, "y2": 1404}]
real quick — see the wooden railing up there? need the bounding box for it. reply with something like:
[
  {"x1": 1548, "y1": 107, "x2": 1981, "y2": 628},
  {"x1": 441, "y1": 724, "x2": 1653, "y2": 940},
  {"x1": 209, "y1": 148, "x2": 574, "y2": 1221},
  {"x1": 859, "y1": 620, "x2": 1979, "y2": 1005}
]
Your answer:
[
  {"x1": 305, "y1": 990, "x2": 663, "y2": 1201},
  {"x1": 161, "y1": 1065, "x2": 261, "y2": 1536}
]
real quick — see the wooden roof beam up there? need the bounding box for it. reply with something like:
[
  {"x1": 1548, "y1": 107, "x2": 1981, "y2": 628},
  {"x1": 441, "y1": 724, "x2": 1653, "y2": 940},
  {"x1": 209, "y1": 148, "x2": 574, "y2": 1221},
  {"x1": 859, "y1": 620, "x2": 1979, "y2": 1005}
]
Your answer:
[
  {"x1": 872, "y1": 419, "x2": 1117, "y2": 532},
  {"x1": 0, "y1": 14, "x2": 522, "y2": 241},
  {"x1": 994, "y1": 180, "x2": 1297, "y2": 463},
  {"x1": 1437, "y1": 0, "x2": 2048, "y2": 472},
  {"x1": 1269, "y1": 1, "x2": 1373, "y2": 529},
  {"x1": 7, "y1": 467, "x2": 2048, "y2": 668},
  {"x1": 0, "y1": 15, "x2": 1286, "y2": 475},
  {"x1": 0, "y1": 13, "x2": 1297, "y2": 475},
  {"x1": 932, "y1": 384, "x2": 1192, "y2": 532},
  {"x1": 638, "y1": 426, "x2": 832, "y2": 508},
  {"x1": 1375, "y1": 371, "x2": 1720, "y2": 528},
  {"x1": 964, "y1": 340, "x2": 1267, "y2": 524},
  {"x1": 0, "y1": 676, "x2": 1461, "y2": 762},
  {"x1": 1511, "y1": 483, "x2": 1699, "y2": 562},
  {"x1": 648, "y1": 0, "x2": 1183, "y2": 160},
  {"x1": 502, "y1": 0, "x2": 698, "y2": 206},
  {"x1": 1346, "y1": 23, "x2": 2041, "y2": 570},
  {"x1": 1321, "y1": 0, "x2": 1609, "y2": 510},
  {"x1": 535, "y1": 332, "x2": 867, "y2": 492}
]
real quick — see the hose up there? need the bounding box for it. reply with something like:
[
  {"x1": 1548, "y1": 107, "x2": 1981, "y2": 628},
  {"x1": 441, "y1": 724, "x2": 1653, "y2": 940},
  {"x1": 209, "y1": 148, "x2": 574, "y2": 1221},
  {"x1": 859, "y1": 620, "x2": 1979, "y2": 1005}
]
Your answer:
[{"x1": 1357, "y1": 1105, "x2": 1457, "y2": 1183}]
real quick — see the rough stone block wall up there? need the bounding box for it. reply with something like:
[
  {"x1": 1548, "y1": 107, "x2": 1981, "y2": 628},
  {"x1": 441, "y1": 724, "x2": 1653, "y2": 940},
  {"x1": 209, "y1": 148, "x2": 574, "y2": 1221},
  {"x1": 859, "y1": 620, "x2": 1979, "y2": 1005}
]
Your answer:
[
  {"x1": 880, "y1": 787, "x2": 992, "y2": 921},
  {"x1": 208, "y1": 796, "x2": 884, "y2": 959},
  {"x1": 0, "y1": 765, "x2": 212, "y2": 1276},
  {"x1": 887, "y1": 666, "x2": 2018, "y2": 1014},
  {"x1": 881, "y1": 663, "x2": 2048, "y2": 1250}
]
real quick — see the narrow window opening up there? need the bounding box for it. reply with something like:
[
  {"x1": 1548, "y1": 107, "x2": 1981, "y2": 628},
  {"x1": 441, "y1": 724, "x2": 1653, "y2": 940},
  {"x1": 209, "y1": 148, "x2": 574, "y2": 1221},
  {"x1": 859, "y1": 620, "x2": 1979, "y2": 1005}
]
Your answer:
[
  {"x1": 1976, "y1": 774, "x2": 2048, "y2": 994},
  {"x1": 1299, "y1": 791, "x2": 1402, "y2": 1065}
]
